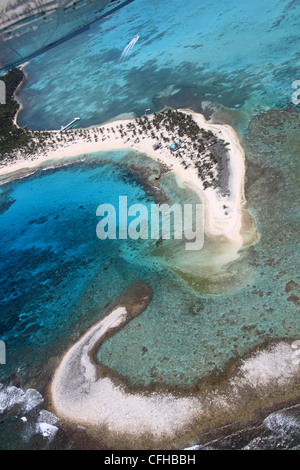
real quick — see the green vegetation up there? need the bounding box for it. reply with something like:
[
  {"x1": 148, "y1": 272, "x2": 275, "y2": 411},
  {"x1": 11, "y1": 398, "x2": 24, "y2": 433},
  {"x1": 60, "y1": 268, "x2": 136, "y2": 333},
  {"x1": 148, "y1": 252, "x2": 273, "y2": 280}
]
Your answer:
[
  {"x1": 135, "y1": 109, "x2": 229, "y2": 190},
  {"x1": 0, "y1": 68, "x2": 67, "y2": 161},
  {"x1": 0, "y1": 68, "x2": 32, "y2": 158},
  {"x1": 0, "y1": 75, "x2": 229, "y2": 193}
]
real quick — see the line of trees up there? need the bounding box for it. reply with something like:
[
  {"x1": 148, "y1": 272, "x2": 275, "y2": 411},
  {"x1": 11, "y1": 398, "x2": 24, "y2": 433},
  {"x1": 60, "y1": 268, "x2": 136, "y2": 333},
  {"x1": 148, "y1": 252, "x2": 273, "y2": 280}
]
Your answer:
[{"x1": 0, "y1": 68, "x2": 32, "y2": 158}]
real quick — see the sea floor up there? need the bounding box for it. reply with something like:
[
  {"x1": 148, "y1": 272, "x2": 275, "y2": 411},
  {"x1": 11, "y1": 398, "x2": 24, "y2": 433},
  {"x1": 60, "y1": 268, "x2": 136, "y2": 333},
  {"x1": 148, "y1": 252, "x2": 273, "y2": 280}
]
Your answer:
[{"x1": 0, "y1": 0, "x2": 299, "y2": 450}]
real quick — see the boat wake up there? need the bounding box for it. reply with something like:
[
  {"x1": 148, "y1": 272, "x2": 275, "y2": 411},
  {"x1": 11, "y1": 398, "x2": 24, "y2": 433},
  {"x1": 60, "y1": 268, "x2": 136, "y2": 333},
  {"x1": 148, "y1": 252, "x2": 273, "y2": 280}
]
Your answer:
[{"x1": 119, "y1": 35, "x2": 139, "y2": 64}]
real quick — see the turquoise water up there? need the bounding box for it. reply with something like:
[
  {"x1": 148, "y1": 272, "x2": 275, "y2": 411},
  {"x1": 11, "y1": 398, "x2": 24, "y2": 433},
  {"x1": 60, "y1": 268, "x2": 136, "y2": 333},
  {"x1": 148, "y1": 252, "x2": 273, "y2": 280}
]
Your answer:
[
  {"x1": 0, "y1": 0, "x2": 133, "y2": 70},
  {"x1": 0, "y1": 142, "x2": 299, "y2": 391},
  {"x1": 0, "y1": 151, "x2": 157, "y2": 377},
  {"x1": 0, "y1": 0, "x2": 299, "y2": 449},
  {"x1": 2, "y1": 0, "x2": 300, "y2": 388},
  {"x1": 0, "y1": 149, "x2": 207, "y2": 384},
  {"x1": 18, "y1": 0, "x2": 300, "y2": 130}
]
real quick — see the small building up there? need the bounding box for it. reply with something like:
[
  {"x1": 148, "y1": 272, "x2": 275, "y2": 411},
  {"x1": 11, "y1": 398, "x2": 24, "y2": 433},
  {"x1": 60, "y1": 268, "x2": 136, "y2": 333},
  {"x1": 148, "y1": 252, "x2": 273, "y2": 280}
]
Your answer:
[{"x1": 169, "y1": 141, "x2": 181, "y2": 151}]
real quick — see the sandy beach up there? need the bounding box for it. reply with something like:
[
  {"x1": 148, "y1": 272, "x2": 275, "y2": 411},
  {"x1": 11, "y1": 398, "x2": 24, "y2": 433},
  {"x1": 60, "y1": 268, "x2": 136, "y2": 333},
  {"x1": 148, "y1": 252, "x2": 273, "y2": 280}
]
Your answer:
[
  {"x1": 50, "y1": 300, "x2": 300, "y2": 445},
  {"x1": 0, "y1": 109, "x2": 249, "y2": 262},
  {"x1": 50, "y1": 305, "x2": 199, "y2": 438},
  {"x1": 1, "y1": 0, "x2": 299, "y2": 451}
]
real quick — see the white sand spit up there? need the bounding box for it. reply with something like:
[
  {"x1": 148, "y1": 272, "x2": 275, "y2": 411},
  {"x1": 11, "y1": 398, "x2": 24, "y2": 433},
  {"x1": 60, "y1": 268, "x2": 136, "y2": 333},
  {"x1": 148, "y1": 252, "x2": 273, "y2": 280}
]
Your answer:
[
  {"x1": 51, "y1": 307, "x2": 199, "y2": 438},
  {"x1": 51, "y1": 315, "x2": 300, "y2": 439},
  {"x1": 0, "y1": 110, "x2": 248, "y2": 264},
  {"x1": 236, "y1": 342, "x2": 299, "y2": 388}
]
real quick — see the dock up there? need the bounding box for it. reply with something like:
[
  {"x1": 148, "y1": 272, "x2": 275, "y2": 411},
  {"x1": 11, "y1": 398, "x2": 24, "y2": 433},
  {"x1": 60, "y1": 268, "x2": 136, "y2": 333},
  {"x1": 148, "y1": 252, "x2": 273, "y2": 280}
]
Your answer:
[{"x1": 57, "y1": 117, "x2": 80, "y2": 133}]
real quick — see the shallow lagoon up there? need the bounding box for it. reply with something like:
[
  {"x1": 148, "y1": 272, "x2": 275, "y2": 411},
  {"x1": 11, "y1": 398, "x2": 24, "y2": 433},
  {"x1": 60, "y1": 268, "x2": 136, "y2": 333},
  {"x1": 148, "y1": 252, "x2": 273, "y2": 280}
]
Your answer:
[
  {"x1": 18, "y1": 0, "x2": 300, "y2": 130},
  {"x1": 0, "y1": 142, "x2": 299, "y2": 391},
  {"x1": 0, "y1": 0, "x2": 299, "y2": 449}
]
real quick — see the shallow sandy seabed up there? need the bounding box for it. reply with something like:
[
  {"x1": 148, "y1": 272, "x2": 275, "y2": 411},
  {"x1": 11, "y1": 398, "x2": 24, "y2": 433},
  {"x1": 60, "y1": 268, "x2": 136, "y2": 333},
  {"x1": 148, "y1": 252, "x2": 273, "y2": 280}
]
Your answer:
[{"x1": 50, "y1": 302, "x2": 300, "y2": 446}]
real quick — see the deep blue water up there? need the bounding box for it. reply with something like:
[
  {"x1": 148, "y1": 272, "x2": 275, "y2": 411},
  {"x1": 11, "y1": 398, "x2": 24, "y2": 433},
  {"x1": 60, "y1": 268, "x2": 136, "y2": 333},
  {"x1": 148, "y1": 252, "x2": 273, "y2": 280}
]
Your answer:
[
  {"x1": 0, "y1": 144, "x2": 299, "y2": 392},
  {"x1": 0, "y1": 152, "x2": 158, "y2": 374},
  {"x1": 1, "y1": 0, "x2": 299, "y2": 396}
]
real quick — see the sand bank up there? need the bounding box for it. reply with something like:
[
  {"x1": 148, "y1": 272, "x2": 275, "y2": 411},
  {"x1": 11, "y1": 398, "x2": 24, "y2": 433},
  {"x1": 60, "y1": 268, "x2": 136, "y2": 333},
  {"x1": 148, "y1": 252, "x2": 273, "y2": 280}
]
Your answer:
[
  {"x1": 0, "y1": 109, "x2": 250, "y2": 258},
  {"x1": 50, "y1": 302, "x2": 300, "y2": 444},
  {"x1": 51, "y1": 305, "x2": 199, "y2": 438}
]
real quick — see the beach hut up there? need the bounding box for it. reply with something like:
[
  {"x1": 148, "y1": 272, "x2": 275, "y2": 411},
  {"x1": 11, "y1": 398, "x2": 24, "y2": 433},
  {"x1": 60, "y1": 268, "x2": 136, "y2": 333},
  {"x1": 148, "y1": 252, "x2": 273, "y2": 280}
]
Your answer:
[{"x1": 169, "y1": 141, "x2": 181, "y2": 151}]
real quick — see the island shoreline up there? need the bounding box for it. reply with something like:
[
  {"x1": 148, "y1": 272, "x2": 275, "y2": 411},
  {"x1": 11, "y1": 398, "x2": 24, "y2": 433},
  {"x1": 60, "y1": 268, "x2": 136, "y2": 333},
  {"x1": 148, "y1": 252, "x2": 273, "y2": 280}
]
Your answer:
[
  {"x1": 49, "y1": 287, "x2": 300, "y2": 449},
  {"x1": 0, "y1": 105, "x2": 255, "y2": 259}
]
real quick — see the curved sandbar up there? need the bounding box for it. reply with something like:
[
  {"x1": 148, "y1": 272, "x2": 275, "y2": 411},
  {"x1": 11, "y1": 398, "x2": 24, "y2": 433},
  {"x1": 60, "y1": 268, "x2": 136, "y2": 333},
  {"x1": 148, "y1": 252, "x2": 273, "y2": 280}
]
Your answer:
[
  {"x1": 0, "y1": 109, "x2": 254, "y2": 265},
  {"x1": 188, "y1": 110, "x2": 246, "y2": 246},
  {"x1": 51, "y1": 296, "x2": 300, "y2": 444},
  {"x1": 51, "y1": 303, "x2": 199, "y2": 438}
]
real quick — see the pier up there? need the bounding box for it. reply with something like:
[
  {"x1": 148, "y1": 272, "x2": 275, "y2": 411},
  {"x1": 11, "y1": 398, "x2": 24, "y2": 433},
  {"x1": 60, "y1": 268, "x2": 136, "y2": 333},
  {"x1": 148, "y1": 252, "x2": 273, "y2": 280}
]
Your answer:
[{"x1": 57, "y1": 117, "x2": 80, "y2": 133}]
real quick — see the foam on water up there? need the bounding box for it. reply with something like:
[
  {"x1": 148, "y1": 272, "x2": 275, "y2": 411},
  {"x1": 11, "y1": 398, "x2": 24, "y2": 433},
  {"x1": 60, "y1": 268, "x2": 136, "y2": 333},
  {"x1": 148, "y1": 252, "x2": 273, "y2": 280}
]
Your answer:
[{"x1": 0, "y1": 384, "x2": 43, "y2": 414}]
